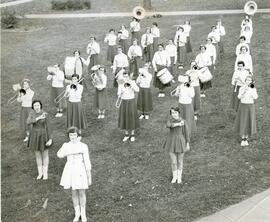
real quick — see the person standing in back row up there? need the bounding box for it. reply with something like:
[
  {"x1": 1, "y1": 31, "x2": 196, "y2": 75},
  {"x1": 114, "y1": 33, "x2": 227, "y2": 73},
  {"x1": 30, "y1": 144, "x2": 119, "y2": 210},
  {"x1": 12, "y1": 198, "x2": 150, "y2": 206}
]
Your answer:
[{"x1": 86, "y1": 36, "x2": 100, "y2": 73}]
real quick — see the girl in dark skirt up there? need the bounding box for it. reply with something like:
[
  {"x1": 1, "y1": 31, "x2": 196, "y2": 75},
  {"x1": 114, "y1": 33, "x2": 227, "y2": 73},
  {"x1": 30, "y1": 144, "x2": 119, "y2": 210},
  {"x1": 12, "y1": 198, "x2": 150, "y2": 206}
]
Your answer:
[
  {"x1": 130, "y1": 17, "x2": 141, "y2": 44},
  {"x1": 86, "y1": 36, "x2": 100, "y2": 73},
  {"x1": 17, "y1": 79, "x2": 34, "y2": 142},
  {"x1": 183, "y1": 20, "x2": 192, "y2": 53},
  {"x1": 118, "y1": 25, "x2": 129, "y2": 55},
  {"x1": 174, "y1": 26, "x2": 187, "y2": 68},
  {"x1": 165, "y1": 39, "x2": 177, "y2": 80},
  {"x1": 235, "y1": 75, "x2": 258, "y2": 146},
  {"x1": 216, "y1": 19, "x2": 226, "y2": 56},
  {"x1": 230, "y1": 61, "x2": 249, "y2": 112},
  {"x1": 141, "y1": 27, "x2": 154, "y2": 63},
  {"x1": 27, "y1": 100, "x2": 52, "y2": 180},
  {"x1": 163, "y1": 107, "x2": 190, "y2": 184},
  {"x1": 117, "y1": 72, "x2": 140, "y2": 142},
  {"x1": 93, "y1": 66, "x2": 107, "y2": 119},
  {"x1": 150, "y1": 22, "x2": 160, "y2": 52},
  {"x1": 128, "y1": 39, "x2": 143, "y2": 80},
  {"x1": 104, "y1": 29, "x2": 118, "y2": 64},
  {"x1": 208, "y1": 26, "x2": 221, "y2": 63},
  {"x1": 136, "y1": 66, "x2": 153, "y2": 119},
  {"x1": 65, "y1": 74, "x2": 87, "y2": 130}
]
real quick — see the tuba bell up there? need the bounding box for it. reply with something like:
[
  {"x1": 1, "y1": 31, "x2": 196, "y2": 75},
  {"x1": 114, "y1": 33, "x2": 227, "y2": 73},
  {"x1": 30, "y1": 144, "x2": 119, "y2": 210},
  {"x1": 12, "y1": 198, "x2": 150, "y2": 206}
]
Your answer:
[
  {"x1": 132, "y1": 6, "x2": 146, "y2": 20},
  {"x1": 244, "y1": 1, "x2": 258, "y2": 15}
]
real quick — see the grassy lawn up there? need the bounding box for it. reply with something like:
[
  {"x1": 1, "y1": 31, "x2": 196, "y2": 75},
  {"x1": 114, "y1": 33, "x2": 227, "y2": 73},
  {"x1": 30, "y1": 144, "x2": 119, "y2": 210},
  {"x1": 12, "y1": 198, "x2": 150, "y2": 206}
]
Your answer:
[{"x1": 1, "y1": 13, "x2": 270, "y2": 222}]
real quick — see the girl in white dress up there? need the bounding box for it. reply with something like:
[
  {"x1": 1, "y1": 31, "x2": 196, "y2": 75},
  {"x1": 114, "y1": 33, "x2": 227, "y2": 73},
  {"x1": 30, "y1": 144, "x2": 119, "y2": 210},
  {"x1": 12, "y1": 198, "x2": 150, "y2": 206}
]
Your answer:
[{"x1": 57, "y1": 127, "x2": 92, "y2": 222}]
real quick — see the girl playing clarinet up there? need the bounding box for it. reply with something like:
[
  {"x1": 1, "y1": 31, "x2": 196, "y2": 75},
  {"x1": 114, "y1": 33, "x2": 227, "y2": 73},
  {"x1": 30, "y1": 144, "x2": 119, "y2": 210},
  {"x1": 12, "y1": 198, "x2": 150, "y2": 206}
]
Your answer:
[
  {"x1": 65, "y1": 74, "x2": 87, "y2": 130},
  {"x1": 86, "y1": 36, "x2": 100, "y2": 73},
  {"x1": 57, "y1": 127, "x2": 92, "y2": 222},
  {"x1": 17, "y1": 79, "x2": 34, "y2": 142},
  {"x1": 27, "y1": 100, "x2": 52, "y2": 180},
  {"x1": 163, "y1": 107, "x2": 190, "y2": 184},
  {"x1": 118, "y1": 71, "x2": 140, "y2": 142}
]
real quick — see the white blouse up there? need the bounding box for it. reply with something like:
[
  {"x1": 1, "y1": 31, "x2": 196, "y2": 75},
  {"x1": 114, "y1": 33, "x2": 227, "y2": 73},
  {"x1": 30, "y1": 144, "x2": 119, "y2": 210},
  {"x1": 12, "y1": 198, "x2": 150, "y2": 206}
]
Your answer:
[
  {"x1": 195, "y1": 52, "x2": 212, "y2": 68},
  {"x1": 95, "y1": 73, "x2": 107, "y2": 90},
  {"x1": 236, "y1": 43, "x2": 250, "y2": 55},
  {"x1": 118, "y1": 29, "x2": 129, "y2": 39},
  {"x1": 136, "y1": 70, "x2": 152, "y2": 88},
  {"x1": 175, "y1": 84, "x2": 195, "y2": 104},
  {"x1": 186, "y1": 70, "x2": 200, "y2": 87},
  {"x1": 47, "y1": 69, "x2": 65, "y2": 88},
  {"x1": 231, "y1": 69, "x2": 250, "y2": 86},
  {"x1": 112, "y1": 53, "x2": 129, "y2": 72},
  {"x1": 130, "y1": 21, "x2": 140, "y2": 32},
  {"x1": 117, "y1": 80, "x2": 139, "y2": 100},
  {"x1": 141, "y1": 33, "x2": 154, "y2": 48},
  {"x1": 17, "y1": 88, "x2": 34, "y2": 107},
  {"x1": 182, "y1": 24, "x2": 191, "y2": 36},
  {"x1": 128, "y1": 45, "x2": 142, "y2": 58},
  {"x1": 235, "y1": 54, "x2": 253, "y2": 72},
  {"x1": 216, "y1": 25, "x2": 226, "y2": 36},
  {"x1": 238, "y1": 86, "x2": 258, "y2": 104},
  {"x1": 66, "y1": 84, "x2": 83, "y2": 103},
  {"x1": 240, "y1": 30, "x2": 253, "y2": 44},
  {"x1": 174, "y1": 31, "x2": 187, "y2": 47},
  {"x1": 104, "y1": 34, "x2": 117, "y2": 46},
  {"x1": 152, "y1": 51, "x2": 171, "y2": 69},
  {"x1": 86, "y1": 41, "x2": 100, "y2": 55},
  {"x1": 150, "y1": 27, "x2": 160, "y2": 38},
  {"x1": 165, "y1": 44, "x2": 177, "y2": 59},
  {"x1": 57, "y1": 141, "x2": 91, "y2": 170},
  {"x1": 205, "y1": 43, "x2": 217, "y2": 64},
  {"x1": 208, "y1": 31, "x2": 220, "y2": 43}
]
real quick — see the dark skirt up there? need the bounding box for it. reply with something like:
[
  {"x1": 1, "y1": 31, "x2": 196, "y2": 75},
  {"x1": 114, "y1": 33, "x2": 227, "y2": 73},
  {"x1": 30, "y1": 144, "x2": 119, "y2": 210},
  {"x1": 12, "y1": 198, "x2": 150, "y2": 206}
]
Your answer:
[
  {"x1": 113, "y1": 67, "x2": 122, "y2": 88},
  {"x1": 119, "y1": 39, "x2": 129, "y2": 55},
  {"x1": 219, "y1": 36, "x2": 224, "y2": 55},
  {"x1": 143, "y1": 44, "x2": 154, "y2": 63},
  {"x1": 28, "y1": 128, "x2": 50, "y2": 151},
  {"x1": 169, "y1": 56, "x2": 176, "y2": 80},
  {"x1": 131, "y1": 31, "x2": 140, "y2": 44},
  {"x1": 235, "y1": 103, "x2": 256, "y2": 137},
  {"x1": 179, "y1": 103, "x2": 196, "y2": 135},
  {"x1": 153, "y1": 64, "x2": 171, "y2": 90},
  {"x1": 107, "y1": 45, "x2": 117, "y2": 64},
  {"x1": 177, "y1": 46, "x2": 187, "y2": 65},
  {"x1": 185, "y1": 36, "x2": 192, "y2": 53},
  {"x1": 66, "y1": 101, "x2": 87, "y2": 130},
  {"x1": 163, "y1": 131, "x2": 186, "y2": 153},
  {"x1": 20, "y1": 107, "x2": 31, "y2": 132},
  {"x1": 94, "y1": 88, "x2": 107, "y2": 110},
  {"x1": 192, "y1": 86, "x2": 201, "y2": 112},
  {"x1": 200, "y1": 80, "x2": 212, "y2": 91},
  {"x1": 137, "y1": 87, "x2": 153, "y2": 113},
  {"x1": 50, "y1": 87, "x2": 65, "y2": 109},
  {"x1": 153, "y1": 37, "x2": 159, "y2": 52},
  {"x1": 118, "y1": 98, "x2": 140, "y2": 130},
  {"x1": 213, "y1": 43, "x2": 220, "y2": 63},
  {"x1": 231, "y1": 86, "x2": 241, "y2": 112},
  {"x1": 88, "y1": 54, "x2": 99, "y2": 73},
  {"x1": 129, "y1": 56, "x2": 142, "y2": 80}
]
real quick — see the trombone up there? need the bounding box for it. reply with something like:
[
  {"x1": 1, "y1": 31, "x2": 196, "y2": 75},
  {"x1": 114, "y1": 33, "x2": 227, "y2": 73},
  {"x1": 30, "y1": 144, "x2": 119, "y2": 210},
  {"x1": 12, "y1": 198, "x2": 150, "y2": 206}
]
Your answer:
[
  {"x1": 115, "y1": 96, "x2": 122, "y2": 108},
  {"x1": 170, "y1": 85, "x2": 180, "y2": 97},
  {"x1": 7, "y1": 84, "x2": 25, "y2": 105}
]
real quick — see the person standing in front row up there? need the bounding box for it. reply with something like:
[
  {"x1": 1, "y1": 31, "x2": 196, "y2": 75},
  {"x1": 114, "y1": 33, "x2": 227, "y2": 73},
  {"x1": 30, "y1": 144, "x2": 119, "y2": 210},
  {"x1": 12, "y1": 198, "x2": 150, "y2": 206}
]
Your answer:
[
  {"x1": 235, "y1": 75, "x2": 258, "y2": 146},
  {"x1": 57, "y1": 127, "x2": 92, "y2": 222},
  {"x1": 86, "y1": 36, "x2": 100, "y2": 73},
  {"x1": 128, "y1": 39, "x2": 142, "y2": 80},
  {"x1": 152, "y1": 44, "x2": 171, "y2": 97},
  {"x1": 150, "y1": 22, "x2": 160, "y2": 52},
  {"x1": 118, "y1": 72, "x2": 140, "y2": 142},
  {"x1": 130, "y1": 17, "x2": 141, "y2": 44},
  {"x1": 163, "y1": 107, "x2": 190, "y2": 184},
  {"x1": 174, "y1": 26, "x2": 187, "y2": 68},
  {"x1": 104, "y1": 29, "x2": 118, "y2": 64}
]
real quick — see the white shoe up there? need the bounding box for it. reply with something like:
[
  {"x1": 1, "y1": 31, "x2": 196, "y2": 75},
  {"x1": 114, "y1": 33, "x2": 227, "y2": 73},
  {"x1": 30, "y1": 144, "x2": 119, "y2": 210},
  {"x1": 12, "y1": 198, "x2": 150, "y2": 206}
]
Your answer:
[
  {"x1": 145, "y1": 115, "x2": 149, "y2": 120},
  {"x1": 100, "y1": 114, "x2": 105, "y2": 119},
  {"x1": 122, "y1": 136, "x2": 130, "y2": 142},
  {"x1": 36, "y1": 166, "x2": 43, "y2": 180},
  {"x1": 43, "y1": 166, "x2": 48, "y2": 180},
  {"x1": 171, "y1": 171, "x2": 177, "y2": 184},
  {"x1": 245, "y1": 140, "x2": 249, "y2": 146},
  {"x1": 130, "y1": 136, "x2": 135, "y2": 142},
  {"x1": 161, "y1": 93, "x2": 165, "y2": 97},
  {"x1": 194, "y1": 115, "x2": 198, "y2": 121},
  {"x1": 158, "y1": 93, "x2": 162, "y2": 97},
  {"x1": 80, "y1": 206, "x2": 87, "y2": 222},
  {"x1": 241, "y1": 140, "x2": 245, "y2": 146},
  {"x1": 200, "y1": 94, "x2": 206, "y2": 98},
  {"x1": 58, "y1": 112, "x2": 63, "y2": 117},
  {"x1": 55, "y1": 113, "x2": 60, "y2": 117},
  {"x1": 139, "y1": 115, "x2": 144, "y2": 119},
  {"x1": 73, "y1": 206, "x2": 81, "y2": 222},
  {"x1": 97, "y1": 115, "x2": 101, "y2": 119},
  {"x1": 23, "y1": 137, "x2": 29, "y2": 142},
  {"x1": 177, "y1": 169, "x2": 182, "y2": 184}
]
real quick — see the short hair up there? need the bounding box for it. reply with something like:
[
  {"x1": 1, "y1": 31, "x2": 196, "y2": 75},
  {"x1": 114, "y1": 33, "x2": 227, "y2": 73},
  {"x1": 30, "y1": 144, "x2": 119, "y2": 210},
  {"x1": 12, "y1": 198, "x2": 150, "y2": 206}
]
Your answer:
[
  {"x1": 170, "y1": 107, "x2": 180, "y2": 115},
  {"x1": 158, "y1": 43, "x2": 164, "y2": 48},
  {"x1": 71, "y1": 74, "x2": 80, "y2": 79},
  {"x1": 237, "y1": 61, "x2": 245, "y2": 67},
  {"x1": 199, "y1": 45, "x2": 206, "y2": 50},
  {"x1": 239, "y1": 36, "x2": 246, "y2": 40},
  {"x1": 22, "y1": 79, "x2": 31, "y2": 85},
  {"x1": 109, "y1": 28, "x2": 115, "y2": 33},
  {"x1": 89, "y1": 36, "x2": 96, "y2": 40},
  {"x1": 177, "y1": 26, "x2": 184, "y2": 31},
  {"x1": 117, "y1": 46, "x2": 123, "y2": 50},
  {"x1": 152, "y1": 22, "x2": 158, "y2": 26},
  {"x1": 132, "y1": 38, "x2": 138, "y2": 43},
  {"x1": 73, "y1": 50, "x2": 81, "y2": 55},
  {"x1": 32, "y1": 100, "x2": 43, "y2": 110},
  {"x1": 240, "y1": 45, "x2": 248, "y2": 51},
  {"x1": 206, "y1": 38, "x2": 213, "y2": 42},
  {"x1": 211, "y1": 25, "x2": 216, "y2": 30},
  {"x1": 67, "y1": 126, "x2": 81, "y2": 136}
]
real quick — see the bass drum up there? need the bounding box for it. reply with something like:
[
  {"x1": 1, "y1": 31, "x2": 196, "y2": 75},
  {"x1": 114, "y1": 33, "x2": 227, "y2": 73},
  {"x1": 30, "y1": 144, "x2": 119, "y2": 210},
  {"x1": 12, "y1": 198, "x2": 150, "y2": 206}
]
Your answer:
[
  {"x1": 156, "y1": 68, "x2": 173, "y2": 85},
  {"x1": 64, "y1": 57, "x2": 83, "y2": 80}
]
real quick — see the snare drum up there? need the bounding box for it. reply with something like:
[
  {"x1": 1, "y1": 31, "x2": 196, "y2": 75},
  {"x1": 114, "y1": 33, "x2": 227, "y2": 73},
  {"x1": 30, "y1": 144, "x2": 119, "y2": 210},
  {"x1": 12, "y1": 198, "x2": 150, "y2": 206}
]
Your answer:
[
  {"x1": 198, "y1": 67, "x2": 213, "y2": 83},
  {"x1": 156, "y1": 68, "x2": 173, "y2": 84},
  {"x1": 64, "y1": 57, "x2": 83, "y2": 79}
]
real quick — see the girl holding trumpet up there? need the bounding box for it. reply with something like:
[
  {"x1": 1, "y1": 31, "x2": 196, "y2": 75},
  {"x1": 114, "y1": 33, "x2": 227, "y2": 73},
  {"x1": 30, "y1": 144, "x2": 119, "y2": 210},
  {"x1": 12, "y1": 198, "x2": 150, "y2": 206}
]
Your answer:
[
  {"x1": 136, "y1": 65, "x2": 153, "y2": 120},
  {"x1": 16, "y1": 79, "x2": 35, "y2": 142},
  {"x1": 117, "y1": 71, "x2": 140, "y2": 142},
  {"x1": 163, "y1": 107, "x2": 190, "y2": 184},
  {"x1": 92, "y1": 66, "x2": 107, "y2": 119},
  {"x1": 235, "y1": 75, "x2": 258, "y2": 146},
  {"x1": 47, "y1": 64, "x2": 65, "y2": 117},
  {"x1": 27, "y1": 100, "x2": 52, "y2": 180},
  {"x1": 65, "y1": 74, "x2": 87, "y2": 131}
]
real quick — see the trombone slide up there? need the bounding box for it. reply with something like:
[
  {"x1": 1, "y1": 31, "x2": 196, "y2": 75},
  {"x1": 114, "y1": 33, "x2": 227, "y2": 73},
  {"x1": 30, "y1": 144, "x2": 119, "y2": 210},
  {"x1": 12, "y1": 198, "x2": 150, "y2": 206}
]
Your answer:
[{"x1": 115, "y1": 96, "x2": 122, "y2": 108}]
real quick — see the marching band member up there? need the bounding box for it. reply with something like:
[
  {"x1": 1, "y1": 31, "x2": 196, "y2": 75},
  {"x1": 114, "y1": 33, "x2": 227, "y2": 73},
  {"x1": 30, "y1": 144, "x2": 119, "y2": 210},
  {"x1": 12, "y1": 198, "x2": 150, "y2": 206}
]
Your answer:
[
  {"x1": 47, "y1": 64, "x2": 65, "y2": 117},
  {"x1": 118, "y1": 25, "x2": 129, "y2": 54},
  {"x1": 27, "y1": 100, "x2": 52, "y2": 180},
  {"x1": 235, "y1": 75, "x2": 258, "y2": 146},
  {"x1": 205, "y1": 38, "x2": 217, "y2": 74},
  {"x1": 231, "y1": 61, "x2": 250, "y2": 111},
  {"x1": 112, "y1": 47, "x2": 129, "y2": 87},
  {"x1": 130, "y1": 17, "x2": 141, "y2": 44},
  {"x1": 17, "y1": 79, "x2": 34, "y2": 142},
  {"x1": 141, "y1": 27, "x2": 154, "y2": 63},
  {"x1": 236, "y1": 36, "x2": 250, "y2": 56},
  {"x1": 195, "y1": 45, "x2": 212, "y2": 97},
  {"x1": 65, "y1": 74, "x2": 87, "y2": 130},
  {"x1": 104, "y1": 29, "x2": 118, "y2": 64},
  {"x1": 175, "y1": 75, "x2": 196, "y2": 135},
  {"x1": 136, "y1": 66, "x2": 153, "y2": 120},
  {"x1": 117, "y1": 71, "x2": 140, "y2": 142},
  {"x1": 93, "y1": 66, "x2": 107, "y2": 119},
  {"x1": 216, "y1": 19, "x2": 226, "y2": 55},
  {"x1": 152, "y1": 44, "x2": 171, "y2": 97},
  {"x1": 128, "y1": 39, "x2": 143, "y2": 79},
  {"x1": 186, "y1": 62, "x2": 201, "y2": 119},
  {"x1": 241, "y1": 17, "x2": 253, "y2": 33},
  {"x1": 150, "y1": 22, "x2": 160, "y2": 52},
  {"x1": 72, "y1": 50, "x2": 90, "y2": 81},
  {"x1": 165, "y1": 39, "x2": 177, "y2": 80},
  {"x1": 183, "y1": 20, "x2": 192, "y2": 53},
  {"x1": 163, "y1": 107, "x2": 190, "y2": 184},
  {"x1": 234, "y1": 45, "x2": 253, "y2": 72},
  {"x1": 208, "y1": 25, "x2": 221, "y2": 63},
  {"x1": 57, "y1": 127, "x2": 92, "y2": 222},
  {"x1": 174, "y1": 26, "x2": 187, "y2": 68},
  {"x1": 240, "y1": 26, "x2": 253, "y2": 44},
  {"x1": 86, "y1": 36, "x2": 100, "y2": 73}
]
